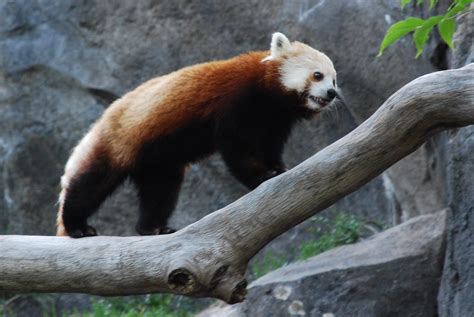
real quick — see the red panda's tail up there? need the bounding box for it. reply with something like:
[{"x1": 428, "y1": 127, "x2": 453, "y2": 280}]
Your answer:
[
  {"x1": 56, "y1": 190, "x2": 67, "y2": 236},
  {"x1": 56, "y1": 130, "x2": 98, "y2": 236}
]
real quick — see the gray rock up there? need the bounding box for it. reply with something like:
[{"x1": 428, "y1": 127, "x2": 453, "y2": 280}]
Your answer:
[
  {"x1": 358, "y1": 1, "x2": 453, "y2": 224},
  {"x1": 439, "y1": 126, "x2": 474, "y2": 316},
  {"x1": 199, "y1": 210, "x2": 447, "y2": 317},
  {"x1": 385, "y1": 136, "x2": 447, "y2": 223},
  {"x1": 438, "y1": 7, "x2": 474, "y2": 317}
]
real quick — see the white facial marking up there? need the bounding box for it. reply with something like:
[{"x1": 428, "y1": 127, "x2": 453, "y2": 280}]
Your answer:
[
  {"x1": 280, "y1": 43, "x2": 336, "y2": 92},
  {"x1": 273, "y1": 40, "x2": 336, "y2": 111},
  {"x1": 309, "y1": 79, "x2": 333, "y2": 98}
]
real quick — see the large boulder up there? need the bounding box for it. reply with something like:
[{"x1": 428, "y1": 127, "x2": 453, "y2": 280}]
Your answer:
[
  {"x1": 199, "y1": 210, "x2": 447, "y2": 317},
  {"x1": 438, "y1": 8, "x2": 474, "y2": 316}
]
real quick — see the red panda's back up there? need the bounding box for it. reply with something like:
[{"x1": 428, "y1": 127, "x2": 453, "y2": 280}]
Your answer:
[{"x1": 98, "y1": 51, "x2": 270, "y2": 168}]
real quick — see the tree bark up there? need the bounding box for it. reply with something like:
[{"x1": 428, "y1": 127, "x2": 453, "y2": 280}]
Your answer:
[{"x1": 1, "y1": 64, "x2": 473, "y2": 304}]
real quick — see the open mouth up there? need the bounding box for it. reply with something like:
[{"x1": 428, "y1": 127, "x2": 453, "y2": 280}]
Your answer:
[{"x1": 309, "y1": 95, "x2": 331, "y2": 108}]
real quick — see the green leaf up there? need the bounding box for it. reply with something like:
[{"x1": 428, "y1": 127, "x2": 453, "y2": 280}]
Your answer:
[
  {"x1": 429, "y1": 0, "x2": 438, "y2": 9},
  {"x1": 413, "y1": 15, "x2": 443, "y2": 58},
  {"x1": 446, "y1": 1, "x2": 469, "y2": 18},
  {"x1": 416, "y1": 0, "x2": 424, "y2": 6},
  {"x1": 438, "y1": 17, "x2": 456, "y2": 48},
  {"x1": 454, "y1": 0, "x2": 474, "y2": 6},
  {"x1": 378, "y1": 17, "x2": 424, "y2": 56},
  {"x1": 401, "y1": 0, "x2": 412, "y2": 9}
]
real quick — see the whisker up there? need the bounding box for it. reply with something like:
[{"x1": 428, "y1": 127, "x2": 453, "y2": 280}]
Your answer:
[
  {"x1": 334, "y1": 100, "x2": 340, "y2": 121},
  {"x1": 329, "y1": 104, "x2": 335, "y2": 121},
  {"x1": 335, "y1": 90, "x2": 347, "y2": 108},
  {"x1": 322, "y1": 108, "x2": 330, "y2": 121}
]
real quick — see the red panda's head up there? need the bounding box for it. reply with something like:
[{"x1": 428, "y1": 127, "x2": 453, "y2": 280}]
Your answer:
[{"x1": 264, "y1": 32, "x2": 338, "y2": 112}]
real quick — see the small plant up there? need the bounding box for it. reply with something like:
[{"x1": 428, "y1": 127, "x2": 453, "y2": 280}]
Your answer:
[
  {"x1": 378, "y1": 0, "x2": 473, "y2": 58},
  {"x1": 66, "y1": 294, "x2": 191, "y2": 317},
  {"x1": 251, "y1": 251, "x2": 288, "y2": 279},
  {"x1": 0, "y1": 222, "x2": 12, "y2": 235},
  {"x1": 251, "y1": 214, "x2": 364, "y2": 278},
  {"x1": 298, "y1": 214, "x2": 362, "y2": 260}
]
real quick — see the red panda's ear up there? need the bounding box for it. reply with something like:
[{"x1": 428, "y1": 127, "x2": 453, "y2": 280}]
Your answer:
[{"x1": 270, "y1": 32, "x2": 292, "y2": 58}]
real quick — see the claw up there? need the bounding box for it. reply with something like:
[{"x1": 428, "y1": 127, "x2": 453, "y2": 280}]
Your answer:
[
  {"x1": 136, "y1": 226, "x2": 176, "y2": 236},
  {"x1": 68, "y1": 225, "x2": 98, "y2": 238}
]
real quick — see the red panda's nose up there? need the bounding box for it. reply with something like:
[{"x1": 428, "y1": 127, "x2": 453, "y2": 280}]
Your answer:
[{"x1": 327, "y1": 89, "x2": 337, "y2": 100}]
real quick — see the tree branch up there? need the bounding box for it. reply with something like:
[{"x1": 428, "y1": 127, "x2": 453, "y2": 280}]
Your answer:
[{"x1": 1, "y1": 64, "x2": 473, "y2": 303}]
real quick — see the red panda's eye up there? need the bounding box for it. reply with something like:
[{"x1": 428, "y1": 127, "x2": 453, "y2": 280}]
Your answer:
[{"x1": 313, "y1": 72, "x2": 324, "y2": 81}]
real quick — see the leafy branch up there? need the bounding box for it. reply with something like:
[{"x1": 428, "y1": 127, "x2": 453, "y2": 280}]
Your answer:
[{"x1": 378, "y1": 0, "x2": 473, "y2": 57}]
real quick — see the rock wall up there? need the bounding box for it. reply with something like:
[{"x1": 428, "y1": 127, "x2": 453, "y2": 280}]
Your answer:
[
  {"x1": 438, "y1": 6, "x2": 474, "y2": 316},
  {"x1": 0, "y1": 0, "x2": 437, "y2": 238}
]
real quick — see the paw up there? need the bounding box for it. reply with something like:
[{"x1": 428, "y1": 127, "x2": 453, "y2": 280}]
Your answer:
[
  {"x1": 246, "y1": 169, "x2": 282, "y2": 189},
  {"x1": 159, "y1": 227, "x2": 176, "y2": 234},
  {"x1": 274, "y1": 166, "x2": 288, "y2": 174},
  {"x1": 67, "y1": 225, "x2": 98, "y2": 238},
  {"x1": 136, "y1": 226, "x2": 176, "y2": 236},
  {"x1": 261, "y1": 169, "x2": 283, "y2": 181},
  {"x1": 264, "y1": 170, "x2": 279, "y2": 178}
]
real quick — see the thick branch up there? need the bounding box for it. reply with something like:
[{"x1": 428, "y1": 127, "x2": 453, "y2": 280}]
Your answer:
[{"x1": 0, "y1": 64, "x2": 473, "y2": 303}]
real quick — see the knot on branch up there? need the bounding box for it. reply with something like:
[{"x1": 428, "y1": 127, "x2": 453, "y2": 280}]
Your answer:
[
  {"x1": 167, "y1": 260, "x2": 247, "y2": 304},
  {"x1": 167, "y1": 263, "x2": 231, "y2": 295},
  {"x1": 168, "y1": 268, "x2": 197, "y2": 294},
  {"x1": 211, "y1": 266, "x2": 248, "y2": 304},
  {"x1": 229, "y1": 279, "x2": 247, "y2": 304}
]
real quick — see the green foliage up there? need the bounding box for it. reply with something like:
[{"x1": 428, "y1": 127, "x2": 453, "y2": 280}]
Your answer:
[
  {"x1": 430, "y1": 0, "x2": 440, "y2": 9},
  {"x1": 251, "y1": 251, "x2": 288, "y2": 279},
  {"x1": 0, "y1": 294, "x2": 193, "y2": 317},
  {"x1": 66, "y1": 295, "x2": 191, "y2": 317},
  {"x1": 378, "y1": 0, "x2": 474, "y2": 57},
  {"x1": 413, "y1": 15, "x2": 443, "y2": 57},
  {"x1": 378, "y1": 17, "x2": 424, "y2": 56},
  {"x1": 401, "y1": 0, "x2": 413, "y2": 9},
  {"x1": 401, "y1": 0, "x2": 435, "y2": 9},
  {"x1": 298, "y1": 214, "x2": 362, "y2": 261},
  {"x1": 251, "y1": 214, "x2": 364, "y2": 278},
  {"x1": 438, "y1": 16, "x2": 456, "y2": 47},
  {"x1": 0, "y1": 222, "x2": 12, "y2": 235}
]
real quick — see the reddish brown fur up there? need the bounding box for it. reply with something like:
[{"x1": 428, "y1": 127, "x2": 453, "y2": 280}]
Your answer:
[
  {"x1": 57, "y1": 46, "x2": 327, "y2": 237},
  {"x1": 98, "y1": 51, "x2": 285, "y2": 169}
]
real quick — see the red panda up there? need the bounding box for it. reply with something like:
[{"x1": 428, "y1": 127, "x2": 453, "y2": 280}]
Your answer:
[{"x1": 57, "y1": 32, "x2": 339, "y2": 238}]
